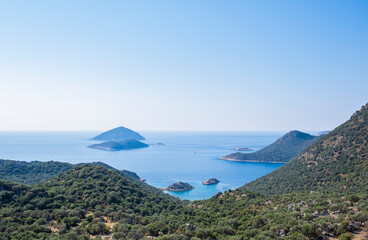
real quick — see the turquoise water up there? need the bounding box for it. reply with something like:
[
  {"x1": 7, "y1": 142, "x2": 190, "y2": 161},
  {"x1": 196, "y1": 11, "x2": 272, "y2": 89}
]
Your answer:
[{"x1": 0, "y1": 131, "x2": 284, "y2": 200}]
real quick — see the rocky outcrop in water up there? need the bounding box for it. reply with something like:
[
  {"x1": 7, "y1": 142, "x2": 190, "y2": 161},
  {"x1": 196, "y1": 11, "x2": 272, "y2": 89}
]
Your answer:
[
  {"x1": 163, "y1": 182, "x2": 195, "y2": 192},
  {"x1": 202, "y1": 178, "x2": 220, "y2": 185}
]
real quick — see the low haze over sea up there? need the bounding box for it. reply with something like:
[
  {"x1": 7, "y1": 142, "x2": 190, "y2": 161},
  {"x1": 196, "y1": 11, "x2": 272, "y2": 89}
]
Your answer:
[{"x1": 0, "y1": 131, "x2": 285, "y2": 200}]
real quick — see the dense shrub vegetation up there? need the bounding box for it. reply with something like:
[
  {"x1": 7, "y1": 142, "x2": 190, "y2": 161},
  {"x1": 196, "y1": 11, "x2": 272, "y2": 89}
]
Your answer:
[
  {"x1": 245, "y1": 104, "x2": 368, "y2": 195},
  {"x1": 1, "y1": 164, "x2": 368, "y2": 239},
  {"x1": 0, "y1": 160, "x2": 74, "y2": 184},
  {"x1": 0, "y1": 165, "x2": 181, "y2": 239},
  {"x1": 0, "y1": 160, "x2": 141, "y2": 185}
]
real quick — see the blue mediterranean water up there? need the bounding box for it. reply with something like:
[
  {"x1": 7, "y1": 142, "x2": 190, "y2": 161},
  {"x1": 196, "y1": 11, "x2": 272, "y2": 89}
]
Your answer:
[{"x1": 0, "y1": 131, "x2": 285, "y2": 200}]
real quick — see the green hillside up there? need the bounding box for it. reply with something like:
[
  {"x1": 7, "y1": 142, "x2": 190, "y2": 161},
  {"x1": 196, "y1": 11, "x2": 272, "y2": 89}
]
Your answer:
[
  {"x1": 0, "y1": 160, "x2": 74, "y2": 185},
  {"x1": 244, "y1": 103, "x2": 368, "y2": 195},
  {"x1": 0, "y1": 159, "x2": 143, "y2": 185},
  {"x1": 0, "y1": 165, "x2": 182, "y2": 239},
  {"x1": 221, "y1": 131, "x2": 318, "y2": 163},
  {"x1": 1, "y1": 165, "x2": 368, "y2": 239},
  {"x1": 0, "y1": 159, "x2": 171, "y2": 199}
]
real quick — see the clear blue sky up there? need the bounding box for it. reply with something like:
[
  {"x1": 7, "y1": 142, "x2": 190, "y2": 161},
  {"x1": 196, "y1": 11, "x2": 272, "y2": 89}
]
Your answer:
[{"x1": 0, "y1": 1, "x2": 367, "y2": 131}]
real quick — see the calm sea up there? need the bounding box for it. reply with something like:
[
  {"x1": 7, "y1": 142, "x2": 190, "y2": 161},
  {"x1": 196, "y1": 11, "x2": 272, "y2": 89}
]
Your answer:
[{"x1": 0, "y1": 131, "x2": 285, "y2": 200}]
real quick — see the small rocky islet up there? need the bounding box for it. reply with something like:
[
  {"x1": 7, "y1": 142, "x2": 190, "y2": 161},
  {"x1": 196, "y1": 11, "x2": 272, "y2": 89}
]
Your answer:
[
  {"x1": 233, "y1": 147, "x2": 253, "y2": 151},
  {"x1": 202, "y1": 178, "x2": 220, "y2": 185},
  {"x1": 162, "y1": 182, "x2": 195, "y2": 192}
]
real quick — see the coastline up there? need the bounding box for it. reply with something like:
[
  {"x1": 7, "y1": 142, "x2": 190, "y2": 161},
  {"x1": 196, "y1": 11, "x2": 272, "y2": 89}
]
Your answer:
[
  {"x1": 0, "y1": 131, "x2": 284, "y2": 200},
  {"x1": 218, "y1": 157, "x2": 287, "y2": 164}
]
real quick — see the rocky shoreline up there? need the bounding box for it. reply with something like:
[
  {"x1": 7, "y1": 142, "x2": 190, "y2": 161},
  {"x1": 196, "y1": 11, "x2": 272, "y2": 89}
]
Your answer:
[{"x1": 219, "y1": 157, "x2": 287, "y2": 163}]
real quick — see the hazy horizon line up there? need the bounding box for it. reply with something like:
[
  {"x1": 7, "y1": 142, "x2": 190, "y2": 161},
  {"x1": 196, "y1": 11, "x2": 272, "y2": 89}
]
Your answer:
[{"x1": 0, "y1": 129, "x2": 329, "y2": 132}]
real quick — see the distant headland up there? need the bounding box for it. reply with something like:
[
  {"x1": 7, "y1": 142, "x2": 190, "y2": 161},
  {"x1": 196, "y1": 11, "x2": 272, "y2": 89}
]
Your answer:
[
  {"x1": 220, "y1": 130, "x2": 318, "y2": 163},
  {"x1": 317, "y1": 130, "x2": 330, "y2": 136}
]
